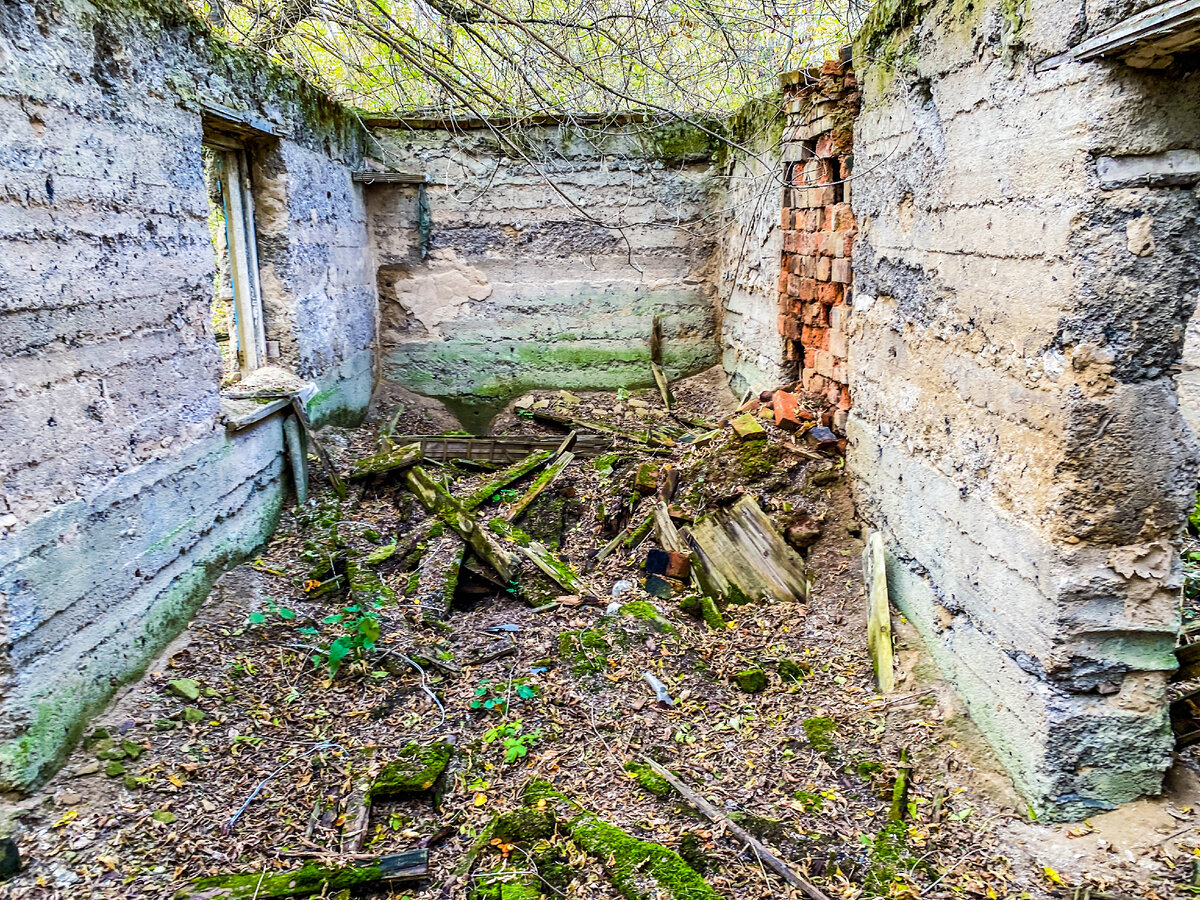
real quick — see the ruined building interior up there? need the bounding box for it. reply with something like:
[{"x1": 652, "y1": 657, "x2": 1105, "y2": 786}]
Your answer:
[{"x1": 4, "y1": 0, "x2": 1200, "y2": 896}]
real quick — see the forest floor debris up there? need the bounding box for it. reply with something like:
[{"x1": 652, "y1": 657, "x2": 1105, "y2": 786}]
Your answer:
[{"x1": 3, "y1": 370, "x2": 1200, "y2": 899}]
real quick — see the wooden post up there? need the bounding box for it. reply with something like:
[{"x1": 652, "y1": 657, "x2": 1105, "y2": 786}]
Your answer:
[
  {"x1": 282, "y1": 413, "x2": 309, "y2": 505},
  {"x1": 864, "y1": 532, "x2": 896, "y2": 693}
]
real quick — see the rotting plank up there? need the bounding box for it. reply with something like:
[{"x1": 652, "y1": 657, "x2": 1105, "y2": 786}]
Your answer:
[
  {"x1": 505, "y1": 451, "x2": 575, "y2": 523},
  {"x1": 349, "y1": 442, "x2": 423, "y2": 480},
  {"x1": 462, "y1": 449, "x2": 554, "y2": 509},
  {"x1": 175, "y1": 850, "x2": 428, "y2": 899},
  {"x1": 396, "y1": 434, "x2": 611, "y2": 463},
  {"x1": 404, "y1": 467, "x2": 515, "y2": 583}
]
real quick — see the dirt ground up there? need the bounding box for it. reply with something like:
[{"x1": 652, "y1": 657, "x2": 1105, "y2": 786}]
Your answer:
[{"x1": 3, "y1": 369, "x2": 1199, "y2": 900}]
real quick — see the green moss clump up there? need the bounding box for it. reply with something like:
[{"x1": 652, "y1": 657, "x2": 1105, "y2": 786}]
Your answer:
[
  {"x1": 679, "y1": 594, "x2": 726, "y2": 630},
  {"x1": 853, "y1": 758, "x2": 884, "y2": 780},
  {"x1": 181, "y1": 860, "x2": 383, "y2": 898},
  {"x1": 620, "y1": 601, "x2": 675, "y2": 634},
  {"x1": 427, "y1": 521, "x2": 446, "y2": 539},
  {"x1": 532, "y1": 848, "x2": 576, "y2": 893},
  {"x1": 862, "y1": 821, "x2": 915, "y2": 897},
  {"x1": 559, "y1": 629, "x2": 611, "y2": 676},
  {"x1": 594, "y1": 453, "x2": 621, "y2": 474},
  {"x1": 370, "y1": 741, "x2": 452, "y2": 800},
  {"x1": 493, "y1": 808, "x2": 557, "y2": 843},
  {"x1": 568, "y1": 815, "x2": 718, "y2": 900},
  {"x1": 734, "y1": 440, "x2": 781, "y2": 482},
  {"x1": 624, "y1": 761, "x2": 673, "y2": 798},
  {"x1": 793, "y1": 790, "x2": 824, "y2": 812},
  {"x1": 803, "y1": 717, "x2": 837, "y2": 754},
  {"x1": 733, "y1": 668, "x2": 767, "y2": 693},
  {"x1": 776, "y1": 659, "x2": 811, "y2": 683},
  {"x1": 677, "y1": 833, "x2": 712, "y2": 875}
]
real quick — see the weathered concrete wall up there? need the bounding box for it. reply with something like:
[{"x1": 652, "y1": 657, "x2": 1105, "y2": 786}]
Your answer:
[
  {"x1": 0, "y1": 0, "x2": 374, "y2": 789},
  {"x1": 366, "y1": 121, "x2": 719, "y2": 428},
  {"x1": 712, "y1": 99, "x2": 789, "y2": 394},
  {"x1": 850, "y1": 0, "x2": 1200, "y2": 818}
]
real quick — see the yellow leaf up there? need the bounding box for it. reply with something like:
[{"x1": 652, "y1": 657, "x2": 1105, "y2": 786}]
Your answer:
[
  {"x1": 53, "y1": 809, "x2": 77, "y2": 828},
  {"x1": 1042, "y1": 867, "x2": 1064, "y2": 886},
  {"x1": 474, "y1": 792, "x2": 488, "y2": 807}
]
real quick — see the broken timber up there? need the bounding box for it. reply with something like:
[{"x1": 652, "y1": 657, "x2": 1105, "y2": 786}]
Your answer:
[
  {"x1": 638, "y1": 759, "x2": 831, "y2": 900},
  {"x1": 505, "y1": 451, "x2": 574, "y2": 523},
  {"x1": 531, "y1": 410, "x2": 676, "y2": 449},
  {"x1": 404, "y1": 467, "x2": 515, "y2": 583},
  {"x1": 349, "y1": 442, "x2": 422, "y2": 479},
  {"x1": 651, "y1": 362, "x2": 672, "y2": 410},
  {"x1": 681, "y1": 496, "x2": 809, "y2": 604},
  {"x1": 175, "y1": 850, "x2": 428, "y2": 899},
  {"x1": 489, "y1": 518, "x2": 585, "y2": 595},
  {"x1": 396, "y1": 433, "x2": 611, "y2": 463},
  {"x1": 863, "y1": 532, "x2": 896, "y2": 693}
]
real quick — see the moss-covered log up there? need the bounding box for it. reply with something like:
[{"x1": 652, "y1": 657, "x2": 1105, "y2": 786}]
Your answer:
[
  {"x1": 489, "y1": 518, "x2": 584, "y2": 594},
  {"x1": 505, "y1": 451, "x2": 574, "y2": 523},
  {"x1": 349, "y1": 442, "x2": 423, "y2": 479},
  {"x1": 371, "y1": 741, "x2": 453, "y2": 801},
  {"x1": 463, "y1": 449, "x2": 555, "y2": 509},
  {"x1": 175, "y1": 850, "x2": 427, "y2": 899},
  {"x1": 405, "y1": 467, "x2": 515, "y2": 583},
  {"x1": 522, "y1": 780, "x2": 721, "y2": 900}
]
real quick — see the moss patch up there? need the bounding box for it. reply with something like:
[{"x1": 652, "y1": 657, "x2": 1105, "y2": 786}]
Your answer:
[
  {"x1": 559, "y1": 629, "x2": 611, "y2": 676},
  {"x1": 620, "y1": 601, "x2": 676, "y2": 634},
  {"x1": 803, "y1": 717, "x2": 837, "y2": 754},
  {"x1": 624, "y1": 760, "x2": 673, "y2": 798},
  {"x1": 492, "y1": 808, "x2": 557, "y2": 843},
  {"x1": 776, "y1": 659, "x2": 811, "y2": 683},
  {"x1": 181, "y1": 860, "x2": 384, "y2": 898},
  {"x1": 370, "y1": 741, "x2": 452, "y2": 800},
  {"x1": 679, "y1": 594, "x2": 726, "y2": 630},
  {"x1": 733, "y1": 668, "x2": 768, "y2": 693}
]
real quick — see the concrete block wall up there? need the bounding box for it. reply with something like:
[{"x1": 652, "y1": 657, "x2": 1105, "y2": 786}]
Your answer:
[
  {"x1": 364, "y1": 120, "x2": 720, "y2": 428},
  {"x1": 777, "y1": 64, "x2": 859, "y2": 428},
  {"x1": 0, "y1": 0, "x2": 375, "y2": 789},
  {"x1": 850, "y1": 0, "x2": 1200, "y2": 818}
]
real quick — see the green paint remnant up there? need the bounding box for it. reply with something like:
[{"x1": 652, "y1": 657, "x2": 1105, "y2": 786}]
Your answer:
[
  {"x1": 624, "y1": 760, "x2": 673, "y2": 798},
  {"x1": 733, "y1": 668, "x2": 767, "y2": 693},
  {"x1": 559, "y1": 629, "x2": 611, "y2": 676},
  {"x1": 803, "y1": 717, "x2": 837, "y2": 754},
  {"x1": 167, "y1": 679, "x2": 201, "y2": 701},
  {"x1": 370, "y1": 741, "x2": 453, "y2": 800}
]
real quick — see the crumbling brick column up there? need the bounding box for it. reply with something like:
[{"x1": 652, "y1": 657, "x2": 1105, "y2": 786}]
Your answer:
[{"x1": 777, "y1": 60, "x2": 859, "y2": 431}]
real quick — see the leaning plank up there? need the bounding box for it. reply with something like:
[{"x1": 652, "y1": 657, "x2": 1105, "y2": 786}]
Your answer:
[
  {"x1": 651, "y1": 362, "x2": 672, "y2": 410},
  {"x1": 176, "y1": 850, "x2": 428, "y2": 899},
  {"x1": 463, "y1": 449, "x2": 555, "y2": 509},
  {"x1": 523, "y1": 779, "x2": 721, "y2": 900},
  {"x1": 639, "y1": 759, "x2": 831, "y2": 900},
  {"x1": 349, "y1": 442, "x2": 423, "y2": 480},
  {"x1": 290, "y1": 397, "x2": 347, "y2": 499},
  {"x1": 722, "y1": 496, "x2": 810, "y2": 603},
  {"x1": 405, "y1": 467, "x2": 515, "y2": 583},
  {"x1": 489, "y1": 519, "x2": 585, "y2": 594},
  {"x1": 863, "y1": 532, "x2": 896, "y2": 693},
  {"x1": 653, "y1": 501, "x2": 688, "y2": 555},
  {"x1": 1175, "y1": 640, "x2": 1200, "y2": 681},
  {"x1": 688, "y1": 514, "x2": 774, "y2": 601},
  {"x1": 506, "y1": 452, "x2": 574, "y2": 523},
  {"x1": 678, "y1": 525, "x2": 742, "y2": 603}
]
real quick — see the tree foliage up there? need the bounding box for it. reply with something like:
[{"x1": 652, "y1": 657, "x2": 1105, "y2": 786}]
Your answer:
[{"x1": 194, "y1": 0, "x2": 864, "y2": 117}]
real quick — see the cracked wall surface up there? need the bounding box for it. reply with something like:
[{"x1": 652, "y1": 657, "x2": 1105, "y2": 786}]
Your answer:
[
  {"x1": 365, "y1": 122, "x2": 720, "y2": 427},
  {"x1": 849, "y1": 0, "x2": 1200, "y2": 818},
  {"x1": 0, "y1": 0, "x2": 375, "y2": 789}
]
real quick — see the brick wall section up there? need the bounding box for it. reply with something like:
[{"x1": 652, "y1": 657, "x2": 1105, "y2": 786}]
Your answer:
[{"x1": 777, "y1": 61, "x2": 860, "y2": 430}]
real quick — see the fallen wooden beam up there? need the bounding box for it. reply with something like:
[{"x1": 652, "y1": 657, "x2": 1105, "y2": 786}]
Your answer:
[
  {"x1": 462, "y1": 449, "x2": 554, "y2": 510},
  {"x1": 651, "y1": 362, "x2": 672, "y2": 410},
  {"x1": 863, "y1": 532, "x2": 896, "y2": 693},
  {"x1": 505, "y1": 451, "x2": 574, "y2": 523},
  {"x1": 531, "y1": 410, "x2": 675, "y2": 448},
  {"x1": 176, "y1": 850, "x2": 428, "y2": 899},
  {"x1": 639, "y1": 759, "x2": 831, "y2": 900},
  {"x1": 405, "y1": 467, "x2": 515, "y2": 583},
  {"x1": 489, "y1": 519, "x2": 585, "y2": 595},
  {"x1": 396, "y1": 434, "x2": 611, "y2": 463},
  {"x1": 349, "y1": 442, "x2": 423, "y2": 480}
]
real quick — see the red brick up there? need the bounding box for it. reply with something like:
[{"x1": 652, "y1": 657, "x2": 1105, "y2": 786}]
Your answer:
[
  {"x1": 816, "y1": 282, "x2": 842, "y2": 305},
  {"x1": 830, "y1": 203, "x2": 855, "y2": 231},
  {"x1": 815, "y1": 257, "x2": 832, "y2": 282},
  {"x1": 789, "y1": 254, "x2": 805, "y2": 276},
  {"x1": 805, "y1": 209, "x2": 823, "y2": 231},
  {"x1": 777, "y1": 271, "x2": 790, "y2": 293},
  {"x1": 802, "y1": 324, "x2": 830, "y2": 350},
  {"x1": 781, "y1": 207, "x2": 792, "y2": 228},
  {"x1": 803, "y1": 348, "x2": 819, "y2": 370},
  {"x1": 839, "y1": 384, "x2": 852, "y2": 409},
  {"x1": 815, "y1": 134, "x2": 836, "y2": 158},
  {"x1": 831, "y1": 258, "x2": 852, "y2": 283},
  {"x1": 773, "y1": 390, "x2": 809, "y2": 432},
  {"x1": 778, "y1": 315, "x2": 801, "y2": 340},
  {"x1": 786, "y1": 274, "x2": 804, "y2": 297},
  {"x1": 797, "y1": 278, "x2": 818, "y2": 301},
  {"x1": 801, "y1": 301, "x2": 824, "y2": 325}
]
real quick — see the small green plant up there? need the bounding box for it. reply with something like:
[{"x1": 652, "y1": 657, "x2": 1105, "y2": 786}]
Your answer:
[
  {"x1": 616, "y1": 387, "x2": 630, "y2": 401},
  {"x1": 247, "y1": 598, "x2": 296, "y2": 625},
  {"x1": 312, "y1": 603, "x2": 381, "y2": 675},
  {"x1": 482, "y1": 720, "x2": 543, "y2": 764},
  {"x1": 470, "y1": 678, "x2": 537, "y2": 713},
  {"x1": 491, "y1": 487, "x2": 519, "y2": 503}
]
